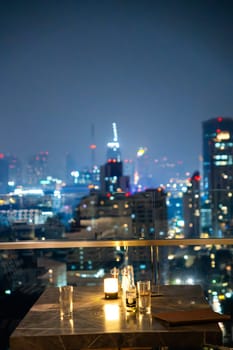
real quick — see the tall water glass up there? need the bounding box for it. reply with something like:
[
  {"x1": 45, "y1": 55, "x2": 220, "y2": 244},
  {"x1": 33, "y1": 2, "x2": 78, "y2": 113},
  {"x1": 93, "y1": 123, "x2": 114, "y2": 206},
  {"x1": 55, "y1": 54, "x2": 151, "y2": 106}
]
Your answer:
[
  {"x1": 59, "y1": 286, "x2": 73, "y2": 319},
  {"x1": 137, "y1": 280, "x2": 151, "y2": 314}
]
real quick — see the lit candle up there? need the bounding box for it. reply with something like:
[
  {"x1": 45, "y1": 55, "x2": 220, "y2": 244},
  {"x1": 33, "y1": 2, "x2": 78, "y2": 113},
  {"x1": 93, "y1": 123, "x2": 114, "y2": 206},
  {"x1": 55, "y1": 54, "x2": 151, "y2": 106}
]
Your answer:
[{"x1": 104, "y1": 278, "x2": 118, "y2": 299}]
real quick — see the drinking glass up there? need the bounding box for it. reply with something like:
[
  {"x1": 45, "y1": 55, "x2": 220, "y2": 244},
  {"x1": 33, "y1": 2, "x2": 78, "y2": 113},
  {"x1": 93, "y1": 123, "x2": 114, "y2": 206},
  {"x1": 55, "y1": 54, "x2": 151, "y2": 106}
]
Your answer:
[
  {"x1": 137, "y1": 280, "x2": 151, "y2": 314},
  {"x1": 59, "y1": 285, "x2": 73, "y2": 319}
]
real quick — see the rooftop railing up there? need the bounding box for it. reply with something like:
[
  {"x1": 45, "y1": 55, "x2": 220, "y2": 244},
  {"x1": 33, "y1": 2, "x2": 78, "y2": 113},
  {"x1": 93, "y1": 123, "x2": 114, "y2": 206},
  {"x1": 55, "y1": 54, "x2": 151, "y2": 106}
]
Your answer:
[{"x1": 0, "y1": 237, "x2": 233, "y2": 350}]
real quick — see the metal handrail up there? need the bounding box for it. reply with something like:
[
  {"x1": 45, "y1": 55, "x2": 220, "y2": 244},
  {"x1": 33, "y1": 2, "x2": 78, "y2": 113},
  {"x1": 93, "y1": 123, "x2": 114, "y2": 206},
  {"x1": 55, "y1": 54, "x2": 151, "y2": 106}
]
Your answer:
[
  {"x1": 204, "y1": 346, "x2": 233, "y2": 350},
  {"x1": 0, "y1": 237, "x2": 233, "y2": 250}
]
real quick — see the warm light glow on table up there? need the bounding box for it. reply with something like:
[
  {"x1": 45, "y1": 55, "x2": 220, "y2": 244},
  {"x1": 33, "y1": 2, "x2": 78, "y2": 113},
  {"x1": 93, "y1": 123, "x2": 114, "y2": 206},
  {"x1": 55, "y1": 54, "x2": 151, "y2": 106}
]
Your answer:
[{"x1": 104, "y1": 304, "x2": 120, "y2": 321}]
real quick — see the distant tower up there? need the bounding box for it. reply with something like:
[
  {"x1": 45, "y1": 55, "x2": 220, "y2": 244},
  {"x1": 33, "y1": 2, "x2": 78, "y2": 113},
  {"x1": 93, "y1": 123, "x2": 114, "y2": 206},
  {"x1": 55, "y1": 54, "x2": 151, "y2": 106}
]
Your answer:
[
  {"x1": 100, "y1": 122, "x2": 130, "y2": 194},
  {"x1": 89, "y1": 123, "x2": 97, "y2": 169},
  {"x1": 202, "y1": 117, "x2": 233, "y2": 236},
  {"x1": 106, "y1": 122, "x2": 121, "y2": 162}
]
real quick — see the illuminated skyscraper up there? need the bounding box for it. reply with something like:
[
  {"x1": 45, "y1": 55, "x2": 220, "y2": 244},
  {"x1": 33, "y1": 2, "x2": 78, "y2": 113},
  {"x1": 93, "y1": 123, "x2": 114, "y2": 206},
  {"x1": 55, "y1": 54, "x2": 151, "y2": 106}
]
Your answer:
[
  {"x1": 183, "y1": 171, "x2": 201, "y2": 238},
  {"x1": 100, "y1": 122, "x2": 129, "y2": 193},
  {"x1": 100, "y1": 161, "x2": 124, "y2": 193},
  {"x1": 202, "y1": 117, "x2": 233, "y2": 236}
]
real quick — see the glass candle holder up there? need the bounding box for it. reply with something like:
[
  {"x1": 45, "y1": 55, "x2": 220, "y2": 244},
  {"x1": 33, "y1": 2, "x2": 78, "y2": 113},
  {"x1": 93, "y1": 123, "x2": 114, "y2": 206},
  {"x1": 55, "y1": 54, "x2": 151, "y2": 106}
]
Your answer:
[{"x1": 104, "y1": 277, "x2": 118, "y2": 299}]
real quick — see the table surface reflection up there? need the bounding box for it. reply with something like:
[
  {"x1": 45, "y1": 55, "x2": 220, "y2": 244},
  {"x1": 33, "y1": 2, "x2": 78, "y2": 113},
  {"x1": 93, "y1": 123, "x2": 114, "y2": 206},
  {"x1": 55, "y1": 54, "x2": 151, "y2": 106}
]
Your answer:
[{"x1": 10, "y1": 284, "x2": 223, "y2": 350}]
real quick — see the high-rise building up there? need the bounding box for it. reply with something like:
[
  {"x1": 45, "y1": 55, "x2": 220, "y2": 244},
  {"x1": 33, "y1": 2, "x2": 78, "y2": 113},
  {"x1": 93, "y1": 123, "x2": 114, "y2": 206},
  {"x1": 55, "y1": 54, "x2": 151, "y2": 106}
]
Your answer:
[
  {"x1": 100, "y1": 161, "x2": 130, "y2": 194},
  {"x1": 7, "y1": 154, "x2": 22, "y2": 186},
  {"x1": 183, "y1": 171, "x2": 201, "y2": 238},
  {"x1": 202, "y1": 117, "x2": 233, "y2": 236},
  {"x1": 135, "y1": 147, "x2": 153, "y2": 190},
  {"x1": 26, "y1": 151, "x2": 49, "y2": 186},
  {"x1": 100, "y1": 122, "x2": 129, "y2": 194},
  {"x1": 131, "y1": 188, "x2": 168, "y2": 239}
]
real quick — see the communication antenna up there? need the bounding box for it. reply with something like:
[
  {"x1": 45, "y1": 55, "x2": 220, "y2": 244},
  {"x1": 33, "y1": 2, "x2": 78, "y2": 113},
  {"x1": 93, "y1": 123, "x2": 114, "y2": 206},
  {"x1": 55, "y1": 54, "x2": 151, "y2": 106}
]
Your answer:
[
  {"x1": 89, "y1": 123, "x2": 96, "y2": 169},
  {"x1": 107, "y1": 122, "x2": 119, "y2": 148},
  {"x1": 112, "y1": 122, "x2": 118, "y2": 142},
  {"x1": 106, "y1": 122, "x2": 121, "y2": 162}
]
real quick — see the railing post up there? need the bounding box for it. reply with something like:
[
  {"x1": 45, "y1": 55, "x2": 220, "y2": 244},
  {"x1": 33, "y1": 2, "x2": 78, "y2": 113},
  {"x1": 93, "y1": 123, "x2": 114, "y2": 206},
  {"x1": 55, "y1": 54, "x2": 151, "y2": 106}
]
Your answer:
[
  {"x1": 150, "y1": 244, "x2": 155, "y2": 292},
  {"x1": 151, "y1": 242, "x2": 161, "y2": 296}
]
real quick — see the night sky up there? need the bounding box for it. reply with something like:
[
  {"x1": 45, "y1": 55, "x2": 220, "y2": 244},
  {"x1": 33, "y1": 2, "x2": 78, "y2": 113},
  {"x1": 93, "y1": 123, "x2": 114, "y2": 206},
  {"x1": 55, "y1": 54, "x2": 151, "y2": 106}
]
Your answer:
[{"x1": 1, "y1": 0, "x2": 233, "y2": 177}]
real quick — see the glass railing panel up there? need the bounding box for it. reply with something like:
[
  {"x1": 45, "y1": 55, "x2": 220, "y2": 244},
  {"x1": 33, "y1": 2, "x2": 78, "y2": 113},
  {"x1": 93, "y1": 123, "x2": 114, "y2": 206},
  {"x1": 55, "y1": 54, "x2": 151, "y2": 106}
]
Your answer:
[{"x1": 0, "y1": 240, "x2": 233, "y2": 349}]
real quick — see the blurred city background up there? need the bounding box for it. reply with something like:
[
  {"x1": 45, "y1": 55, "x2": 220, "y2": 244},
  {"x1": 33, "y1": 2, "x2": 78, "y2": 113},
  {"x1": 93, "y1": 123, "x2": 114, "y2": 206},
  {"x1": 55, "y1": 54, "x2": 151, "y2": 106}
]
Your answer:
[
  {"x1": 0, "y1": 117, "x2": 233, "y2": 349},
  {"x1": 1, "y1": 1, "x2": 233, "y2": 349}
]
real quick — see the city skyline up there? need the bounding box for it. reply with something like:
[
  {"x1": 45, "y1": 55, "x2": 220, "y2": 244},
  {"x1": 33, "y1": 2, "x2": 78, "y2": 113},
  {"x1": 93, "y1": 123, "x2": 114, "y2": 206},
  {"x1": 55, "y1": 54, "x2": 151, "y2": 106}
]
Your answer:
[{"x1": 1, "y1": 0, "x2": 233, "y2": 174}]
